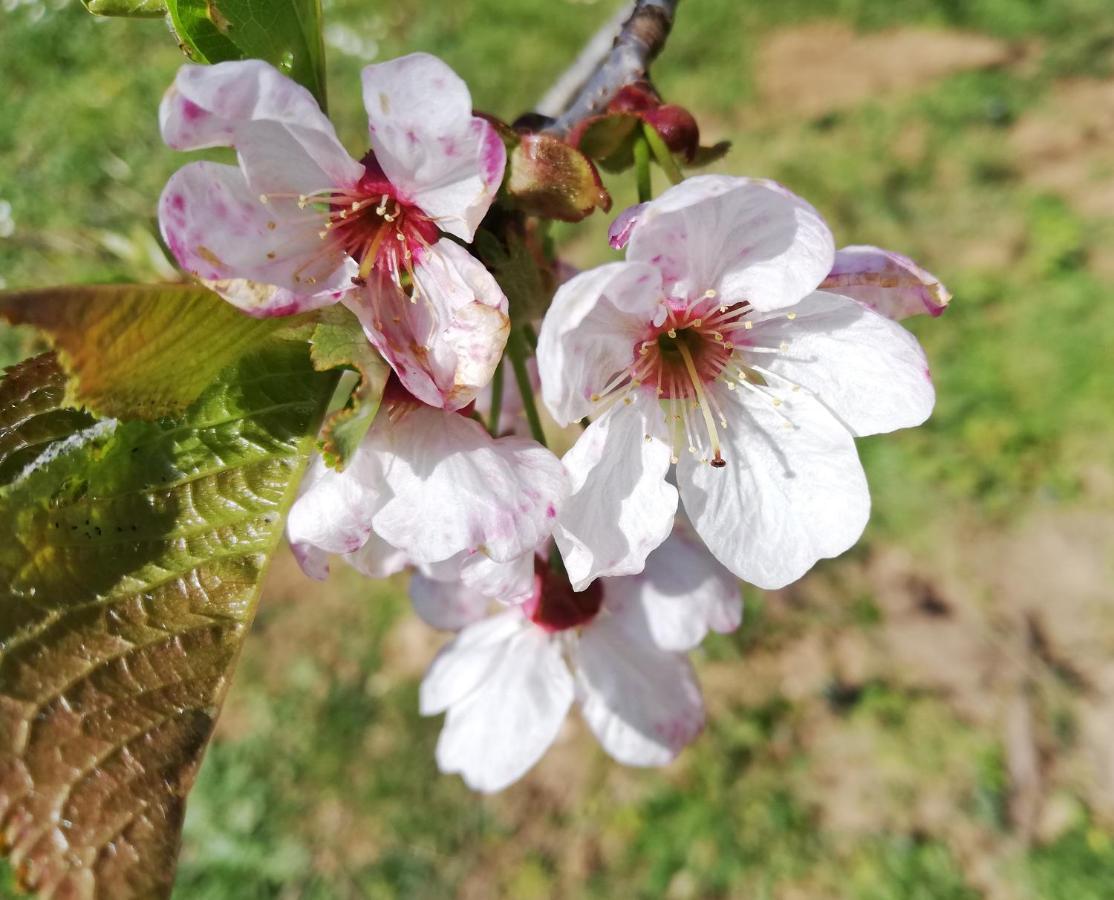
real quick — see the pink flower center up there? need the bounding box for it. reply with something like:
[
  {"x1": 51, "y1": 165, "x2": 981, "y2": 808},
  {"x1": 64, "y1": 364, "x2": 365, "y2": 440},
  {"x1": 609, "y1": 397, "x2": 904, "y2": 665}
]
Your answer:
[
  {"x1": 525, "y1": 558, "x2": 604, "y2": 632},
  {"x1": 591, "y1": 293, "x2": 797, "y2": 468},
  {"x1": 267, "y1": 153, "x2": 440, "y2": 289}
]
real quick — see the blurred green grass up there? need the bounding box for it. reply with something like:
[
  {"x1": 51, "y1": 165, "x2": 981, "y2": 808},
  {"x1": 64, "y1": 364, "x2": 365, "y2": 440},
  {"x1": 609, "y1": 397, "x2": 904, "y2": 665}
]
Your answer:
[{"x1": 3, "y1": 0, "x2": 1114, "y2": 897}]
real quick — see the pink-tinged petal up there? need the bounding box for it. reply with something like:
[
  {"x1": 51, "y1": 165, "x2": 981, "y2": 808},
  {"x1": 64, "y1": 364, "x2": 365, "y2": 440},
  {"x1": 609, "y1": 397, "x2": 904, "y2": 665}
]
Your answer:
[
  {"x1": 361, "y1": 53, "x2": 505, "y2": 242},
  {"x1": 411, "y1": 550, "x2": 537, "y2": 631},
  {"x1": 346, "y1": 241, "x2": 509, "y2": 411},
  {"x1": 369, "y1": 405, "x2": 568, "y2": 566},
  {"x1": 159, "y1": 162, "x2": 355, "y2": 307},
  {"x1": 626, "y1": 175, "x2": 835, "y2": 311},
  {"x1": 537, "y1": 261, "x2": 664, "y2": 426},
  {"x1": 679, "y1": 387, "x2": 869, "y2": 590},
  {"x1": 161, "y1": 60, "x2": 362, "y2": 195},
  {"x1": 291, "y1": 541, "x2": 330, "y2": 581},
  {"x1": 423, "y1": 612, "x2": 574, "y2": 793},
  {"x1": 410, "y1": 571, "x2": 491, "y2": 631},
  {"x1": 344, "y1": 529, "x2": 409, "y2": 579},
  {"x1": 554, "y1": 394, "x2": 678, "y2": 591},
  {"x1": 604, "y1": 520, "x2": 741, "y2": 653},
  {"x1": 822, "y1": 245, "x2": 950, "y2": 319},
  {"x1": 286, "y1": 452, "x2": 382, "y2": 556},
  {"x1": 608, "y1": 202, "x2": 647, "y2": 250},
  {"x1": 573, "y1": 614, "x2": 704, "y2": 767},
  {"x1": 749, "y1": 290, "x2": 935, "y2": 436}
]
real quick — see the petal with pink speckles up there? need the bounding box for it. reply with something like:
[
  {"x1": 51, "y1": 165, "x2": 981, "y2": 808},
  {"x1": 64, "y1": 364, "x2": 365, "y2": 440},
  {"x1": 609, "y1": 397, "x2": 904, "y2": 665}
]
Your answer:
[
  {"x1": 362, "y1": 53, "x2": 505, "y2": 242},
  {"x1": 161, "y1": 60, "x2": 362, "y2": 195},
  {"x1": 159, "y1": 161, "x2": 355, "y2": 310}
]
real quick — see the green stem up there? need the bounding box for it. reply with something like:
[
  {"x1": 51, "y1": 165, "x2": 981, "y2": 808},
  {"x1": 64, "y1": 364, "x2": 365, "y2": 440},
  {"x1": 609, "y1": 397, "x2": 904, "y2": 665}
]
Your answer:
[
  {"x1": 507, "y1": 327, "x2": 546, "y2": 447},
  {"x1": 487, "y1": 358, "x2": 505, "y2": 437},
  {"x1": 633, "y1": 133, "x2": 653, "y2": 203},
  {"x1": 642, "y1": 122, "x2": 684, "y2": 185}
]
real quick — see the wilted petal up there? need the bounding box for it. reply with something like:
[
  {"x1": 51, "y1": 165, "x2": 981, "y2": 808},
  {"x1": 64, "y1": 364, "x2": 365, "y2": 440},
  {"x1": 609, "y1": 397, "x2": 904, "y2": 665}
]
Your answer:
[
  {"x1": 362, "y1": 53, "x2": 505, "y2": 242},
  {"x1": 537, "y1": 261, "x2": 663, "y2": 426},
  {"x1": 424, "y1": 612, "x2": 574, "y2": 792},
  {"x1": 751, "y1": 290, "x2": 935, "y2": 437},
  {"x1": 159, "y1": 161, "x2": 354, "y2": 308},
  {"x1": 347, "y1": 241, "x2": 509, "y2": 410},
  {"x1": 370, "y1": 406, "x2": 568, "y2": 565},
  {"x1": 608, "y1": 202, "x2": 647, "y2": 250},
  {"x1": 555, "y1": 394, "x2": 678, "y2": 591},
  {"x1": 679, "y1": 387, "x2": 869, "y2": 589},
  {"x1": 161, "y1": 60, "x2": 362, "y2": 195},
  {"x1": 574, "y1": 611, "x2": 704, "y2": 767},
  {"x1": 626, "y1": 175, "x2": 834, "y2": 311},
  {"x1": 822, "y1": 245, "x2": 950, "y2": 319}
]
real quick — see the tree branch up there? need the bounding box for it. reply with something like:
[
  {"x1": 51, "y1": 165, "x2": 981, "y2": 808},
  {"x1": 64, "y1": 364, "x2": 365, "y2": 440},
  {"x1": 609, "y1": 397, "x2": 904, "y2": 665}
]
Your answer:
[{"x1": 541, "y1": 0, "x2": 680, "y2": 137}]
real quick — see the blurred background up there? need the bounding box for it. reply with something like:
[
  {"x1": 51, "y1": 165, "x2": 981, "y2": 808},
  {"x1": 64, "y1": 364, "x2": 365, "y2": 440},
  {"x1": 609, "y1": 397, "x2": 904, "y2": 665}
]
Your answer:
[{"x1": 2, "y1": 0, "x2": 1114, "y2": 896}]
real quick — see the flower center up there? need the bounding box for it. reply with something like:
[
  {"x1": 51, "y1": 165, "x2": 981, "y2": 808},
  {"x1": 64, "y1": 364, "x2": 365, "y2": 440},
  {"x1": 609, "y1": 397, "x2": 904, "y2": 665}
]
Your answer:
[
  {"x1": 525, "y1": 558, "x2": 604, "y2": 632},
  {"x1": 261, "y1": 153, "x2": 440, "y2": 289},
  {"x1": 589, "y1": 292, "x2": 801, "y2": 468}
]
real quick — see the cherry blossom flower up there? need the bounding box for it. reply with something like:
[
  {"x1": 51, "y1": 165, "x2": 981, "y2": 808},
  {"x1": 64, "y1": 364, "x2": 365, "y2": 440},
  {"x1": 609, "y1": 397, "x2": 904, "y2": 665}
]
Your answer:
[
  {"x1": 537, "y1": 175, "x2": 939, "y2": 591},
  {"x1": 416, "y1": 525, "x2": 741, "y2": 792},
  {"x1": 158, "y1": 53, "x2": 509, "y2": 409},
  {"x1": 286, "y1": 381, "x2": 567, "y2": 598}
]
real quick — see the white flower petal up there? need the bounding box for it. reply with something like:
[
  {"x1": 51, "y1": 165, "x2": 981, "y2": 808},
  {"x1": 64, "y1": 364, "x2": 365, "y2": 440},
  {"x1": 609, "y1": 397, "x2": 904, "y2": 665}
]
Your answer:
[
  {"x1": 159, "y1": 162, "x2": 354, "y2": 308},
  {"x1": 679, "y1": 386, "x2": 870, "y2": 589},
  {"x1": 537, "y1": 261, "x2": 663, "y2": 426},
  {"x1": 426, "y1": 614, "x2": 574, "y2": 792},
  {"x1": 361, "y1": 53, "x2": 505, "y2": 242},
  {"x1": 343, "y1": 529, "x2": 409, "y2": 579},
  {"x1": 604, "y1": 521, "x2": 741, "y2": 653},
  {"x1": 626, "y1": 175, "x2": 834, "y2": 311},
  {"x1": 750, "y1": 290, "x2": 936, "y2": 436},
  {"x1": 574, "y1": 613, "x2": 704, "y2": 767},
  {"x1": 286, "y1": 452, "x2": 381, "y2": 556},
  {"x1": 161, "y1": 60, "x2": 362, "y2": 195},
  {"x1": 409, "y1": 571, "x2": 491, "y2": 631},
  {"x1": 370, "y1": 406, "x2": 567, "y2": 565},
  {"x1": 822, "y1": 245, "x2": 950, "y2": 320},
  {"x1": 554, "y1": 395, "x2": 678, "y2": 591},
  {"x1": 419, "y1": 608, "x2": 527, "y2": 714},
  {"x1": 346, "y1": 241, "x2": 509, "y2": 411}
]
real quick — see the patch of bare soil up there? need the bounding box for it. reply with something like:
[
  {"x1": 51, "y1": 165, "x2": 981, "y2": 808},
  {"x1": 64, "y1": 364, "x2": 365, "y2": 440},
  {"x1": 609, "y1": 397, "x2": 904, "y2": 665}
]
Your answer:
[
  {"x1": 757, "y1": 22, "x2": 1016, "y2": 119},
  {"x1": 1011, "y1": 78, "x2": 1114, "y2": 218}
]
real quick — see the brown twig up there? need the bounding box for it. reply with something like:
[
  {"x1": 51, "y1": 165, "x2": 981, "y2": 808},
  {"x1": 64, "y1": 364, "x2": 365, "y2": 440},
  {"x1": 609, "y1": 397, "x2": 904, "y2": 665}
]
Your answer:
[{"x1": 541, "y1": 0, "x2": 680, "y2": 137}]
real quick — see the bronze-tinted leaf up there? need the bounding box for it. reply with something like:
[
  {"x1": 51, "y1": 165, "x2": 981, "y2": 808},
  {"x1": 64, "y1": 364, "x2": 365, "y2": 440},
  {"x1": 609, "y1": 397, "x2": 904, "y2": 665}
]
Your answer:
[
  {"x1": 0, "y1": 338, "x2": 333, "y2": 898},
  {"x1": 0, "y1": 284, "x2": 313, "y2": 422}
]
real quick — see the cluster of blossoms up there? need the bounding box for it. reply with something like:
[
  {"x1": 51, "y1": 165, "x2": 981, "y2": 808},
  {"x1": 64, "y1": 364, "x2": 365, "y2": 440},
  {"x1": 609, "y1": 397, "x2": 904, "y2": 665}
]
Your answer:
[{"x1": 159, "y1": 53, "x2": 948, "y2": 792}]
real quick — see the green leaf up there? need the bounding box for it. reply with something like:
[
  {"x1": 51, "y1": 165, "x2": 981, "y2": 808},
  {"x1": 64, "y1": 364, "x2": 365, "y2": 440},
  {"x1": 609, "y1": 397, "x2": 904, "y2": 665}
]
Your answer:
[
  {"x1": 474, "y1": 229, "x2": 554, "y2": 327},
  {"x1": 81, "y1": 0, "x2": 167, "y2": 17},
  {"x1": 309, "y1": 306, "x2": 389, "y2": 470},
  {"x1": 0, "y1": 283, "x2": 313, "y2": 421},
  {"x1": 165, "y1": 0, "x2": 328, "y2": 109},
  {"x1": 0, "y1": 338, "x2": 333, "y2": 897}
]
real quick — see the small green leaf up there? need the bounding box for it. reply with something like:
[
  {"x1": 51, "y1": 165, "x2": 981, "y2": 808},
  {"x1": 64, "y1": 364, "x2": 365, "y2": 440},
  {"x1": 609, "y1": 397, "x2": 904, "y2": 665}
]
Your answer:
[
  {"x1": 0, "y1": 283, "x2": 313, "y2": 421},
  {"x1": 688, "y1": 140, "x2": 733, "y2": 168},
  {"x1": 309, "y1": 306, "x2": 389, "y2": 470},
  {"x1": 166, "y1": 0, "x2": 328, "y2": 109},
  {"x1": 0, "y1": 339, "x2": 333, "y2": 897},
  {"x1": 81, "y1": 0, "x2": 167, "y2": 17}
]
